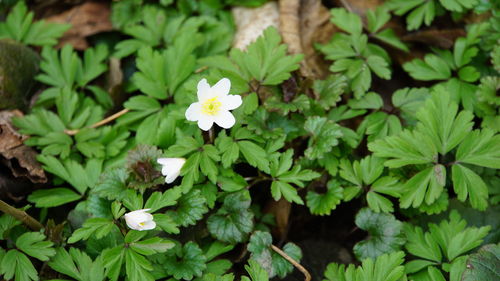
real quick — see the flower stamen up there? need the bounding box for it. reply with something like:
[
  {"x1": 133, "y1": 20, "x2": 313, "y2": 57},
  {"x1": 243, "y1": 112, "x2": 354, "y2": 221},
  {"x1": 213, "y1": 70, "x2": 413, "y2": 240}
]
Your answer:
[{"x1": 201, "y1": 97, "x2": 222, "y2": 115}]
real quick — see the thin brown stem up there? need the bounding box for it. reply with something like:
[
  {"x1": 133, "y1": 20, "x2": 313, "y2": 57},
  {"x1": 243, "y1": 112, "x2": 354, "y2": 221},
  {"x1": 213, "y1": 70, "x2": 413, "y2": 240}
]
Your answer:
[
  {"x1": 271, "y1": 244, "x2": 311, "y2": 281},
  {"x1": 0, "y1": 200, "x2": 43, "y2": 231},
  {"x1": 65, "y1": 108, "x2": 130, "y2": 135}
]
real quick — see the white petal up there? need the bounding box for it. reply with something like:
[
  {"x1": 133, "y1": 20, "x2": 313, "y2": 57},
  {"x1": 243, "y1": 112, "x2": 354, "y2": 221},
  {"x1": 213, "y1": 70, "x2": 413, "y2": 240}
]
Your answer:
[
  {"x1": 214, "y1": 110, "x2": 236, "y2": 129},
  {"x1": 139, "y1": 220, "x2": 156, "y2": 231},
  {"x1": 198, "y1": 118, "x2": 214, "y2": 131},
  {"x1": 197, "y1": 79, "x2": 211, "y2": 101},
  {"x1": 221, "y1": 94, "x2": 242, "y2": 111},
  {"x1": 185, "y1": 102, "x2": 202, "y2": 121},
  {"x1": 211, "y1": 78, "x2": 231, "y2": 97},
  {"x1": 165, "y1": 170, "x2": 181, "y2": 184}
]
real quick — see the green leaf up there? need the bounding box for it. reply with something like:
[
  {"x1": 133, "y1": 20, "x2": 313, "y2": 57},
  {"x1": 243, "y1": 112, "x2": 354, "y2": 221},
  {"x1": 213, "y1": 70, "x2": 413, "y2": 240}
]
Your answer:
[
  {"x1": 207, "y1": 191, "x2": 254, "y2": 243},
  {"x1": 28, "y1": 187, "x2": 81, "y2": 208},
  {"x1": 324, "y1": 251, "x2": 407, "y2": 281},
  {"x1": 68, "y1": 218, "x2": 118, "y2": 243},
  {"x1": 271, "y1": 181, "x2": 304, "y2": 205},
  {"x1": 125, "y1": 248, "x2": 154, "y2": 281},
  {"x1": 386, "y1": 0, "x2": 437, "y2": 30},
  {"x1": 271, "y1": 243, "x2": 302, "y2": 278},
  {"x1": 153, "y1": 213, "x2": 180, "y2": 234},
  {"x1": 48, "y1": 247, "x2": 105, "y2": 281},
  {"x1": 416, "y1": 86, "x2": 474, "y2": 154},
  {"x1": 0, "y1": 1, "x2": 70, "y2": 46},
  {"x1": 353, "y1": 208, "x2": 406, "y2": 260},
  {"x1": 451, "y1": 164, "x2": 489, "y2": 211},
  {"x1": 440, "y1": 0, "x2": 479, "y2": 12},
  {"x1": 129, "y1": 237, "x2": 175, "y2": 255},
  {"x1": 167, "y1": 189, "x2": 208, "y2": 227},
  {"x1": 231, "y1": 27, "x2": 302, "y2": 85},
  {"x1": 330, "y1": 8, "x2": 362, "y2": 35},
  {"x1": 403, "y1": 54, "x2": 452, "y2": 81},
  {"x1": 461, "y1": 244, "x2": 500, "y2": 281},
  {"x1": 94, "y1": 167, "x2": 128, "y2": 200},
  {"x1": 0, "y1": 250, "x2": 38, "y2": 281},
  {"x1": 306, "y1": 180, "x2": 343, "y2": 216},
  {"x1": 304, "y1": 116, "x2": 343, "y2": 160},
  {"x1": 243, "y1": 259, "x2": 269, "y2": 281},
  {"x1": 313, "y1": 75, "x2": 348, "y2": 110},
  {"x1": 37, "y1": 155, "x2": 102, "y2": 195},
  {"x1": 238, "y1": 140, "x2": 270, "y2": 173},
  {"x1": 400, "y1": 165, "x2": 446, "y2": 208},
  {"x1": 144, "y1": 187, "x2": 182, "y2": 212},
  {"x1": 164, "y1": 242, "x2": 207, "y2": 280},
  {"x1": 16, "y1": 232, "x2": 55, "y2": 261},
  {"x1": 455, "y1": 129, "x2": 500, "y2": 169}
]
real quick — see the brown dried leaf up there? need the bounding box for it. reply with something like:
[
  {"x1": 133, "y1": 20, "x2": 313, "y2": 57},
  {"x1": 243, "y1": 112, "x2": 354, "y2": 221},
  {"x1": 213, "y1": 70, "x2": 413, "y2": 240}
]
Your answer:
[
  {"x1": 0, "y1": 110, "x2": 46, "y2": 183},
  {"x1": 45, "y1": 2, "x2": 113, "y2": 50},
  {"x1": 334, "y1": 0, "x2": 384, "y2": 16},
  {"x1": 232, "y1": 2, "x2": 280, "y2": 50},
  {"x1": 299, "y1": 0, "x2": 337, "y2": 79}
]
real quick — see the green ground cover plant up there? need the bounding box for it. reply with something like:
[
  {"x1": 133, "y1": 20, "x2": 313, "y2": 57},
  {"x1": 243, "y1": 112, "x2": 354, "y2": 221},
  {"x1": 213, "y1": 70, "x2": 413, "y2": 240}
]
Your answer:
[{"x1": 0, "y1": 0, "x2": 498, "y2": 280}]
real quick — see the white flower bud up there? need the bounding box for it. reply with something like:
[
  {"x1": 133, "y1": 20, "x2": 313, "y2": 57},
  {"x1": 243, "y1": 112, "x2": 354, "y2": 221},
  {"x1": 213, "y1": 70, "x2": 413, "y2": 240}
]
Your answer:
[
  {"x1": 157, "y1": 158, "x2": 186, "y2": 184},
  {"x1": 123, "y1": 209, "x2": 156, "y2": 231}
]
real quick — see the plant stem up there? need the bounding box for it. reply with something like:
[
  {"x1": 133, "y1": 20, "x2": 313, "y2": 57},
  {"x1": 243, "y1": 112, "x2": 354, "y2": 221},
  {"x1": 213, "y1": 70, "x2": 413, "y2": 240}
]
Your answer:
[
  {"x1": 65, "y1": 108, "x2": 130, "y2": 135},
  {"x1": 0, "y1": 200, "x2": 43, "y2": 231},
  {"x1": 271, "y1": 244, "x2": 311, "y2": 281}
]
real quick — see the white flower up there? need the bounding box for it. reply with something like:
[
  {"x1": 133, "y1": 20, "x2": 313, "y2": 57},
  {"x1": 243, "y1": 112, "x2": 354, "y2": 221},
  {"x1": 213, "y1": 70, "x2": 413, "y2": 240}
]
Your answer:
[
  {"x1": 185, "y1": 78, "x2": 242, "y2": 131},
  {"x1": 157, "y1": 158, "x2": 186, "y2": 184},
  {"x1": 124, "y1": 209, "x2": 156, "y2": 231}
]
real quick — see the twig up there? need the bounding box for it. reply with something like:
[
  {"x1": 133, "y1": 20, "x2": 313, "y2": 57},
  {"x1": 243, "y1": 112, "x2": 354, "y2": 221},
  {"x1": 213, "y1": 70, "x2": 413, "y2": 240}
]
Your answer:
[
  {"x1": 0, "y1": 200, "x2": 43, "y2": 231},
  {"x1": 271, "y1": 244, "x2": 311, "y2": 281},
  {"x1": 65, "y1": 108, "x2": 130, "y2": 135}
]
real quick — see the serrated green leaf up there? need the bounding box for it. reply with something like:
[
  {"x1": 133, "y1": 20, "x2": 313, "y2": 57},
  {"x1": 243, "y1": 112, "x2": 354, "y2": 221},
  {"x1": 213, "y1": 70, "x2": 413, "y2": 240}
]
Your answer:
[
  {"x1": 0, "y1": 250, "x2": 38, "y2": 281},
  {"x1": 16, "y1": 232, "x2": 55, "y2": 261},
  {"x1": 207, "y1": 191, "x2": 254, "y2": 243},
  {"x1": 461, "y1": 244, "x2": 500, "y2": 281},
  {"x1": 306, "y1": 180, "x2": 343, "y2": 216},
  {"x1": 164, "y1": 242, "x2": 207, "y2": 280},
  {"x1": 167, "y1": 189, "x2": 208, "y2": 227},
  {"x1": 354, "y1": 208, "x2": 406, "y2": 260}
]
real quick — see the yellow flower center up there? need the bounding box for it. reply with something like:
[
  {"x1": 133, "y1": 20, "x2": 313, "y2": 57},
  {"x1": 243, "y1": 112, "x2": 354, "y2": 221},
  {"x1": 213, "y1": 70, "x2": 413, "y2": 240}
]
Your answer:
[
  {"x1": 139, "y1": 222, "x2": 145, "y2": 226},
  {"x1": 201, "y1": 97, "x2": 222, "y2": 115}
]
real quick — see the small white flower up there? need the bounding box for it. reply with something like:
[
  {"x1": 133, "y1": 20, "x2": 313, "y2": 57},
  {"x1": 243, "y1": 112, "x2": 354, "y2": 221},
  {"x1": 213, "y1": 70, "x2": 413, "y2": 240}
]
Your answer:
[
  {"x1": 157, "y1": 158, "x2": 186, "y2": 184},
  {"x1": 185, "y1": 78, "x2": 242, "y2": 131},
  {"x1": 124, "y1": 209, "x2": 156, "y2": 231}
]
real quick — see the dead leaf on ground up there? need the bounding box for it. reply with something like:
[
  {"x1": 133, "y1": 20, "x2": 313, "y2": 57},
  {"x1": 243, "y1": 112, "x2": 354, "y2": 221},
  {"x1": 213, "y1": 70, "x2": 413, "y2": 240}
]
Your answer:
[
  {"x1": 0, "y1": 110, "x2": 46, "y2": 183},
  {"x1": 402, "y1": 29, "x2": 466, "y2": 49},
  {"x1": 299, "y1": 0, "x2": 337, "y2": 79},
  {"x1": 45, "y1": 1, "x2": 113, "y2": 50},
  {"x1": 333, "y1": 0, "x2": 384, "y2": 16},
  {"x1": 232, "y1": 1, "x2": 280, "y2": 50}
]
